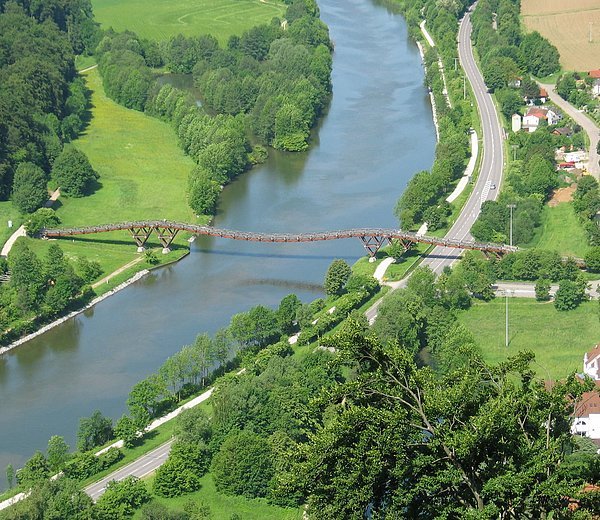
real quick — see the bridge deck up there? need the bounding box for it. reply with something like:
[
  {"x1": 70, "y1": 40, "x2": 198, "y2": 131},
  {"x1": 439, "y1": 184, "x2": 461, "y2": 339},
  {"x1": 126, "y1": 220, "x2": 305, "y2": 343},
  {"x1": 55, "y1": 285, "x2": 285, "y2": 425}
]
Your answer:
[{"x1": 41, "y1": 220, "x2": 518, "y2": 255}]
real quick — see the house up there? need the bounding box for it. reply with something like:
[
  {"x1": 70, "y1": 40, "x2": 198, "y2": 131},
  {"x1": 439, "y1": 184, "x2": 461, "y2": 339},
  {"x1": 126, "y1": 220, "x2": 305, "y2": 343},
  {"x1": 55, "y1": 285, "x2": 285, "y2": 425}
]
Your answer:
[
  {"x1": 538, "y1": 87, "x2": 548, "y2": 103},
  {"x1": 552, "y1": 127, "x2": 573, "y2": 137},
  {"x1": 511, "y1": 113, "x2": 522, "y2": 132},
  {"x1": 522, "y1": 107, "x2": 561, "y2": 132},
  {"x1": 584, "y1": 344, "x2": 600, "y2": 380},
  {"x1": 571, "y1": 380, "x2": 600, "y2": 441},
  {"x1": 589, "y1": 69, "x2": 600, "y2": 79},
  {"x1": 571, "y1": 346, "x2": 600, "y2": 441}
]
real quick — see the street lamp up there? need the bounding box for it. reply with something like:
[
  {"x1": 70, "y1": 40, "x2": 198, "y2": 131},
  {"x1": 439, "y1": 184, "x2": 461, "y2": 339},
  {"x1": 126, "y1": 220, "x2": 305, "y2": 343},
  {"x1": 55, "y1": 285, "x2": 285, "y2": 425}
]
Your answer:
[
  {"x1": 505, "y1": 289, "x2": 513, "y2": 348},
  {"x1": 507, "y1": 204, "x2": 516, "y2": 247}
]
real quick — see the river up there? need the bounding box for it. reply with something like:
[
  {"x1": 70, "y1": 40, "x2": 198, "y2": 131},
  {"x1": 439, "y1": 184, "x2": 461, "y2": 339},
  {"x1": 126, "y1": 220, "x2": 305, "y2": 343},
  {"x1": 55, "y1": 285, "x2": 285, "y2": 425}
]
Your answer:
[{"x1": 0, "y1": 0, "x2": 436, "y2": 489}]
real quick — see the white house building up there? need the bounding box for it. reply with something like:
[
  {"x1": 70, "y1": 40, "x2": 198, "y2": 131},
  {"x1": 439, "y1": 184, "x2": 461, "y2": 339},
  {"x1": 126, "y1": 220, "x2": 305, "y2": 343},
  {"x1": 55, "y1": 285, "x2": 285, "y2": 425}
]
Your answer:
[
  {"x1": 522, "y1": 107, "x2": 561, "y2": 132},
  {"x1": 571, "y1": 345, "x2": 600, "y2": 441}
]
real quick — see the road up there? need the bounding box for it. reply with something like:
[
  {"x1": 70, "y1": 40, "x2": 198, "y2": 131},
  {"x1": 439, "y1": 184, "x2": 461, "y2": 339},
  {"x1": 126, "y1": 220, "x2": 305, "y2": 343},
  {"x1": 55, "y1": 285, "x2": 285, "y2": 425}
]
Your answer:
[
  {"x1": 539, "y1": 82, "x2": 599, "y2": 180},
  {"x1": 366, "y1": 7, "x2": 505, "y2": 323},
  {"x1": 84, "y1": 441, "x2": 173, "y2": 501},
  {"x1": 421, "y1": 7, "x2": 504, "y2": 275}
]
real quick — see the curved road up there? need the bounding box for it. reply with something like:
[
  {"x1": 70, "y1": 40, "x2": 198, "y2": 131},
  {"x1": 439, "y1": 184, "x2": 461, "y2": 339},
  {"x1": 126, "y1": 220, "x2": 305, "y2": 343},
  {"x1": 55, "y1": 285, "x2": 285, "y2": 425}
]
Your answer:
[
  {"x1": 422, "y1": 6, "x2": 504, "y2": 275},
  {"x1": 85, "y1": 6, "x2": 505, "y2": 501}
]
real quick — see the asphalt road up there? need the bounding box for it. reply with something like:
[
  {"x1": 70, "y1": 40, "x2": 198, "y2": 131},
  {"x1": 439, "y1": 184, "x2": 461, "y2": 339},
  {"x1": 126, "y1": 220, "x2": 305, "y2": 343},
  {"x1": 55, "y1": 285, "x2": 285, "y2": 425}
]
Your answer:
[
  {"x1": 84, "y1": 440, "x2": 173, "y2": 501},
  {"x1": 421, "y1": 7, "x2": 504, "y2": 275},
  {"x1": 539, "y1": 82, "x2": 599, "y2": 180},
  {"x1": 366, "y1": 7, "x2": 505, "y2": 323}
]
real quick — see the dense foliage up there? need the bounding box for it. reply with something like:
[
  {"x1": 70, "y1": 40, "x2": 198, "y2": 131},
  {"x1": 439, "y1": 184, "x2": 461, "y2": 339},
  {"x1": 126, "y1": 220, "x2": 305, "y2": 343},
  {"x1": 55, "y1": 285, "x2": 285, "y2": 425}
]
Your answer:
[{"x1": 0, "y1": 1, "x2": 96, "y2": 201}]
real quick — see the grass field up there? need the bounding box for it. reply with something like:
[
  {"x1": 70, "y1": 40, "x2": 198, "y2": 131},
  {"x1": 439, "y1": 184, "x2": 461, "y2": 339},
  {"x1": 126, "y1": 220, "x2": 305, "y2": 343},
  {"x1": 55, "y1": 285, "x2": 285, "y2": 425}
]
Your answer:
[
  {"x1": 521, "y1": 0, "x2": 600, "y2": 71},
  {"x1": 91, "y1": 0, "x2": 286, "y2": 43},
  {"x1": 527, "y1": 203, "x2": 589, "y2": 257},
  {"x1": 132, "y1": 474, "x2": 302, "y2": 519},
  {"x1": 0, "y1": 201, "x2": 20, "y2": 249},
  {"x1": 457, "y1": 299, "x2": 600, "y2": 380}
]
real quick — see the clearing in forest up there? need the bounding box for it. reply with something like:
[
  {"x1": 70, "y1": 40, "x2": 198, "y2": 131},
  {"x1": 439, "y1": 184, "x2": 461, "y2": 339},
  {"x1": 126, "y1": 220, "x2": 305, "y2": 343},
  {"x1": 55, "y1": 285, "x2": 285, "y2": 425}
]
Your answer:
[
  {"x1": 91, "y1": 0, "x2": 286, "y2": 43},
  {"x1": 521, "y1": 0, "x2": 600, "y2": 71}
]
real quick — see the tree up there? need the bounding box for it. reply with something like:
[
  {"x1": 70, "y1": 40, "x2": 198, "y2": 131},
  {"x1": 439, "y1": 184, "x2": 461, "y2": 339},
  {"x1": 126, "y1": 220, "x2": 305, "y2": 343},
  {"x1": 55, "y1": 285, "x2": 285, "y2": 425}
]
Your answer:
[
  {"x1": 323, "y1": 259, "x2": 351, "y2": 296},
  {"x1": 24, "y1": 207, "x2": 60, "y2": 237},
  {"x1": 584, "y1": 247, "x2": 600, "y2": 273},
  {"x1": 127, "y1": 373, "x2": 168, "y2": 425},
  {"x1": 51, "y1": 147, "x2": 98, "y2": 197},
  {"x1": 211, "y1": 429, "x2": 274, "y2": 498},
  {"x1": 282, "y1": 322, "x2": 593, "y2": 518},
  {"x1": 6, "y1": 464, "x2": 14, "y2": 489},
  {"x1": 535, "y1": 277, "x2": 551, "y2": 301},
  {"x1": 115, "y1": 415, "x2": 139, "y2": 449},
  {"x1": 277, "y1": 294, "x2": 302, "y2": 335},
  {"x1": 77, "y1": 410, "x2": 114, "y2": 452},
  {"x1": 554, "y1": 278, "x2": 587, "y2": 311},
  {"x1": 95, "y1": 476, "x2": 150, "y2": 519},
  {"x1": 17, "y1": 451, "x2": 49, "y2": 487},
  {"x1": 229, "y1": 305, "x2": 280, "y2": 349},
  {"x1": 46, "y1": 435, "x2": 70, "y2": 472},
  {"x1": 174, "y1": 406, "x2": 212, "y2": 446},
  {"x1": 153, "y1": 441, "x2": 209, "y2": 497},
  {"x1": 188, "y1": 167, "x2": 221, "y2": 215},
  {"x1": 11, "y1": 162, "x2": 48, "y2": 214}
]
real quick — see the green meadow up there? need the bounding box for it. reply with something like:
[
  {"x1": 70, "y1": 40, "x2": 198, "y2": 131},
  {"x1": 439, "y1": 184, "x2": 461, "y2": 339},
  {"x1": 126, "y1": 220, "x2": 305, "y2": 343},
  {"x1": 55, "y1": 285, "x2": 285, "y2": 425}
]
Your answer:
[
  {"x1": 457, "y1": 298, "x2": 600, "y2": 380},
  {"x1": 91, "y1": 0, "x2": 286, "y2": 43},
  {"x1": 528, "y1": 202, "x2": 589, "y2": 258}
]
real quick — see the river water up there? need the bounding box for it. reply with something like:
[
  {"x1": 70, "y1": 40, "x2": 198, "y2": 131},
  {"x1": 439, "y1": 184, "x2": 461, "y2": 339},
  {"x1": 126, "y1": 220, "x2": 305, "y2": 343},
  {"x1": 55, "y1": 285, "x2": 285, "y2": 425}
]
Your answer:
[{"x1": 0, "y1": 0, "x2": 435, "y2": 489}]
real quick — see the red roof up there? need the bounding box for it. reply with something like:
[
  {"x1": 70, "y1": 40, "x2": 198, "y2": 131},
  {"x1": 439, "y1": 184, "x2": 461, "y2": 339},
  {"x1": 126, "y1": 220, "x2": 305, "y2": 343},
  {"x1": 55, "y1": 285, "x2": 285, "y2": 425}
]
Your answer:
[
  {"x1": 526, "y1": 107, "x2": 548, "y2": 119},
  {"x1": 539, "y1": 87, "x2": 548, "y2": 97},
  {"x1": 589, "y1": 70, "x2": 600, "y2": 79},
  {"x1": 574, "y1": 381, "x2": 600, "y2": 418},
  {"x1": 585, "y1": 344, "x2": 600, "y2": 364}
]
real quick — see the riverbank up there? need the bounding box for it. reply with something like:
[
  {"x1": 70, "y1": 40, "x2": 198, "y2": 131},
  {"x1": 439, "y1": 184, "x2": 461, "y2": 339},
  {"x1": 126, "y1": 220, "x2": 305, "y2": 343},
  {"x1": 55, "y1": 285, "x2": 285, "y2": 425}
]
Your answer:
[{"x1": 0, "y1": 270, "x2": 149, "y2": 356}]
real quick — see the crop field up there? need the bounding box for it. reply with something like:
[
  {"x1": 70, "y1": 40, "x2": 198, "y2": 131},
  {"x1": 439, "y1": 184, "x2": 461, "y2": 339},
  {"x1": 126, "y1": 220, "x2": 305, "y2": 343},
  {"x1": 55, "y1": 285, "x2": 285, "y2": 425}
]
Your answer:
[
  {"x1": 91, "y1": 0, "x2": 286, "y2": 43},
  {"x1": 521, "y1": 0, "x2": 600, "y2": 71},
  {"x1": 457, "y1": 299, "x2": 600, "y2": 380}
]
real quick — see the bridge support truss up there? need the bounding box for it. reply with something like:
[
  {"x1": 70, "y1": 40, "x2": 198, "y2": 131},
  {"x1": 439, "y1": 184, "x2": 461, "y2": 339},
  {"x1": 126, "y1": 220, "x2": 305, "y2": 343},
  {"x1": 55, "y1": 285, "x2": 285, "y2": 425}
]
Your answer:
[
  {"x1": 359, "y1": 235, "x2": 392, "y2": 257},
  {"x1": 130, "y1": 226, "x2": 153, "y2": 252},
  {"x1": 155, "y1": 226, "x2": 179, "y2": 253}
]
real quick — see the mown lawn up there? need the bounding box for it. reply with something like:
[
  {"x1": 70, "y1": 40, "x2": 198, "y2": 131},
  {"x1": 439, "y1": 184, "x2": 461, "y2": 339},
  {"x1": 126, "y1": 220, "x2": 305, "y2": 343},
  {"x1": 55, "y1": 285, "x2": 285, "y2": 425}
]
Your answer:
[
  {"x1": 457, "y1": 298, "x2": 600, "y2": 380},
  {"x1": 528, "y1": 203, "x2": 589, "y2": 258},
  {"x1": 91, "y1": 0, "x2": 286, "y2": 43},
  {"x1": 59, "y1": 68, "x2": 196, "y2": 227},
  {"x1": 133, "y1": 473, "x2": 302, "y2": 520},
  {"x1": 0, "y1": 201, "x2": 21, "y2": 249}
]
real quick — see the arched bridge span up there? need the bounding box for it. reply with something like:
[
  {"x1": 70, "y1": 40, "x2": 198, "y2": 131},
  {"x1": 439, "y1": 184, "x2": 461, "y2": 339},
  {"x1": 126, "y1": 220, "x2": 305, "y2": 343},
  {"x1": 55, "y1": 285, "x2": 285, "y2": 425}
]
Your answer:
[{"x1": 41, "y1": 220, "x2": 518, "y2": 258}]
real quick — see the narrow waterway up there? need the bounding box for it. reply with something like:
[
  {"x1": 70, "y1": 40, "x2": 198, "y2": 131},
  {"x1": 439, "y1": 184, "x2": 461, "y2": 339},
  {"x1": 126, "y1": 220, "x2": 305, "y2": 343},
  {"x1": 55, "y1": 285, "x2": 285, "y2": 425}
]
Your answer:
[{"x1": 0, "y1": 0, "x2": 436, "y2": 488}]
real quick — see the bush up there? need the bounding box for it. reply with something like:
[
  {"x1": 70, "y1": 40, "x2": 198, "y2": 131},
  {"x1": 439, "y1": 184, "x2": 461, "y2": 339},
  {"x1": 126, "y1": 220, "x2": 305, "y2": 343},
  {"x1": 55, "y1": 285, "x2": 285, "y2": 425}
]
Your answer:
[
  {"x1": 211, "y1": 430, "x2": 274, "y2": 498},
  {"x1": 51, "y1": 147, "x2": 98, "y2": 197},
  {"x1": 554, "y1": 279, "x2": 587, "y2": 311},
  {"x1": 12, "y1": 162, "x2": 48, "y2": 214},
  {"x1": 25, "y1": 208, "x2": 60, "y2": 237}
]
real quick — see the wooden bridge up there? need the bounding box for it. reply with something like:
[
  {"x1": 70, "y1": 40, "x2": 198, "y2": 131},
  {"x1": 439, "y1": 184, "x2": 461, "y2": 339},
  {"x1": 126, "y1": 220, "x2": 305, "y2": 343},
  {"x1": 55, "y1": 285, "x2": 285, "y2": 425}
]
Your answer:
[{"x1": 41, "y1": 220, "x2": 518, "y2": 257}]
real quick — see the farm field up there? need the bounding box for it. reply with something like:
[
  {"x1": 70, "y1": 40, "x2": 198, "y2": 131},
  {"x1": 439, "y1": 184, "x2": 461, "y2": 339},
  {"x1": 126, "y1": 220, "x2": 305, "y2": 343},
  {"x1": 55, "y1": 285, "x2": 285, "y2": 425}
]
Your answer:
[
  {"x1": 91, "y1": 0, "x2": 286, "y2": 43},
  {"x1": 457, "y1": 299, "x2": 600, "y2": 381},
  {"x1": 521, "y1": 0, "x2": 600, "y2": 71},
  {"x1": 527, "y1": 202, "x2": 589, "y2": 258}
]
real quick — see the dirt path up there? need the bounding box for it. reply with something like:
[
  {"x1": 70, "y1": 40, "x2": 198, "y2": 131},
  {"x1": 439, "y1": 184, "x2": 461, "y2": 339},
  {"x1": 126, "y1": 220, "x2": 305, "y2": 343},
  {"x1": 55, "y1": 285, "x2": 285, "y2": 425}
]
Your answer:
[{"x1": 91, "y1": 256, "x2": 144, "y2": 289}]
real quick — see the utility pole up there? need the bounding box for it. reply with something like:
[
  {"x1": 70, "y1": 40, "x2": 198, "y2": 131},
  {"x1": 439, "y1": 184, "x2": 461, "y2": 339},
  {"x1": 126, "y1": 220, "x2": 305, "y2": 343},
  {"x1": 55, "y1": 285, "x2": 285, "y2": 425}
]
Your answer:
[
  {"x1": 505, "y1": 290, "x2": 508, "y2": 347},
  {"x1": 507, "y1": 203, "x2": 516, "y2": 246},
  {"x1": 590, "y1": 22, "x2": 593, "y2": 43},
  {"x1": 511, "y1": 144, "x2": 518, "y2": 161},
  {"x1": 454, "y1": 57, "x2": 458, "y2": 70},
  {"x1": 463, "y1": 75, "x2": 466, "y2": 99}
]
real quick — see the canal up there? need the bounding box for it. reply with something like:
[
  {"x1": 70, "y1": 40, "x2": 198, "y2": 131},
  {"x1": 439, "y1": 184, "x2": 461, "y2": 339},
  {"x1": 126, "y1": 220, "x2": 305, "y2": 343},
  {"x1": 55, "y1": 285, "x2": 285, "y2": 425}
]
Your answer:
[{"x1": 0, "y1": 0, "x2": 436, "y2": 488}]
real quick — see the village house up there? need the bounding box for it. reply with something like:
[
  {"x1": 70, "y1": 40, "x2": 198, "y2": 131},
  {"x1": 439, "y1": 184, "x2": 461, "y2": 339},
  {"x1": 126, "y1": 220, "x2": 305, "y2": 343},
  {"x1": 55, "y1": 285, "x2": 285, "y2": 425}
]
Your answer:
[
  {"x1": 590, "y1": 70, "x2": 600, "y2": 97},
  {"x1": 522, "y1": 106, "x2": 561, "y2": 132},
  {"x1": 571, "y1": 345, "x2": 600, "y2": 443}
]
